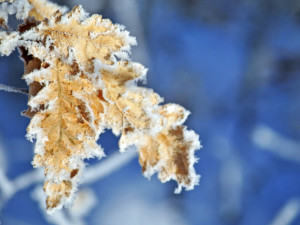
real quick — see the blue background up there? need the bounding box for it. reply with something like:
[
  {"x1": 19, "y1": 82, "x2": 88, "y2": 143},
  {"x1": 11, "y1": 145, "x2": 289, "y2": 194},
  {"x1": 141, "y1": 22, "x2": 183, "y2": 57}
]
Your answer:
[{"x1": 1, "y1": 0, "x2": 300, "y2": 224}]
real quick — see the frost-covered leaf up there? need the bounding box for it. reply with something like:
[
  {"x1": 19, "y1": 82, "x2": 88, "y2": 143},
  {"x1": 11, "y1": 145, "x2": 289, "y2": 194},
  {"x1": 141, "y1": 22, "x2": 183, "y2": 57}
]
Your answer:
[
  {"x1": 24, "y1": 60, "x2": 106, "y2": 211},
  {"x1": 0, "y1": 0, "x2": 201, "y2": 213}
]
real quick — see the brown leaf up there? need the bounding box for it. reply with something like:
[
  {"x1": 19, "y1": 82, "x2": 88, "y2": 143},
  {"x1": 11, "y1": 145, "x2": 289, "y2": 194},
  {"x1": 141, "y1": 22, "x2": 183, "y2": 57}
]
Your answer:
[{"x1": 0, "y1": 0, "x2": 201, "y2": 213}]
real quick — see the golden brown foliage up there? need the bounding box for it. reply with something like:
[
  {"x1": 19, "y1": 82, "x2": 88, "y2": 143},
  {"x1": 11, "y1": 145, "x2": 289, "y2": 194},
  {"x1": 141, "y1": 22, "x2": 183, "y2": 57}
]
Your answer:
[{"x1": 0, "y1": 0, "x2": 201, "y2": 213}]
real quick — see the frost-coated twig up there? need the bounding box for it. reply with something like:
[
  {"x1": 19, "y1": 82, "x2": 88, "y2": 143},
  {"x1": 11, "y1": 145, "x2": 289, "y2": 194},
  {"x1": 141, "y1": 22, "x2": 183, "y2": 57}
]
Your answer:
[
  {"x1": 252, "y1": 125, "x2": 300, "y2": 163},
  {"x1": 219, "y1": 158, "x2": 243, "y2": 219},
  {"x1": 269, "y1": 198, "x2": 300, "y2": 225},
  {"x1": 30, "y1": 148, "x2": 136, "y2": 225},
  {"x1": 0, "y1": 148, "x2": 137, "y2": 212},
  {"x1": 0, "y1": 83, "x2": 29, "y2": 95},
  {"x1": 0, "y1": 168, "x2": 15, "y2": 199},
  {"x1": 84, "y1": 147, "x2": 137, "y2": 184},
  {"x1": 0, "y1": 167, "x2": 43, "y2": 210},
  {"x1": 13, "y1": 169, "x2": 44, "y2": 193},
  {"x1": 0, "y1": 141, "x2": 12, "y2": 198}
]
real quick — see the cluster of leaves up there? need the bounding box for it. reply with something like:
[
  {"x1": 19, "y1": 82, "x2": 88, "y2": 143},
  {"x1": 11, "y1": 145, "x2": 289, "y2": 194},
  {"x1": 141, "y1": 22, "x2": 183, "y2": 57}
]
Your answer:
[{"x1": 0, "y1": 0, "x2": 201, "y2": 213}]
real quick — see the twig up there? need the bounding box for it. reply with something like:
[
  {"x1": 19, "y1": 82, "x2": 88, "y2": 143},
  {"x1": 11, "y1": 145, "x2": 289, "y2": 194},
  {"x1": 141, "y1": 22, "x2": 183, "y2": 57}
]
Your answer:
[
  {"x1": 30, "y1": 148, "x2": 137, "y2": 225},
  {"x1": 0, "y1": 148, "x2": 137, "y2": 212},
  {"x1": 252, "y1": 125, "x2": 300, "y2": 163},
  {"x1": 219, "y1": 158, "x2": 243, "y2": 220},
  {"x1": 0, "y1": 83, "x2": 29, "y2": 95},
  {"x1": 269, "y1": 198, "x2": 300, "y2": 225},
  {"x1": 0, "y1": 166, "x2": 43, "y2": 210},
  {"x1": 84, "y1": 147, "x2": 137, "y2": 184}
]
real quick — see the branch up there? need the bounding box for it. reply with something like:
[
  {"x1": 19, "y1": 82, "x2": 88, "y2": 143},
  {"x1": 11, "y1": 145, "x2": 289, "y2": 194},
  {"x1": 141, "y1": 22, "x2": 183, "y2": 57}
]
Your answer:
[
  {"x1": 252, "y1": 125, "x2": 300, "y2": 163},
  {"x1": 84, "y1": 147, "x2": 137, "y2": 184},
  {"x1": 0, "y1": 148, "x2": 137, "y2": 211},
  {"x1": 270, "y1": 198, "x2": 300, "y2": 225},
  {"x1": 0, "y1": 83, "x2": 29, "y2": 95},
  {"x1": 0, "y1": 166, "x2": 43, "y2": 210}
]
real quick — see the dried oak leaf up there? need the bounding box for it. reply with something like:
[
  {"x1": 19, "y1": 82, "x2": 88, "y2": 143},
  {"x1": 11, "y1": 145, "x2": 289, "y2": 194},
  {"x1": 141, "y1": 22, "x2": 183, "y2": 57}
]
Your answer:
[
  {"x1": 100, "y1": 61, "x2": 200, "y2": 193},
  {"x1": 26, "y1": 59, "x2": 106, "y2": 210},
  {"x1": 21, "y1": 7, "x2": 134, "y2": 212},
  {"x1": 0, "y1": 0, "x2": 201, "y2": 213}
]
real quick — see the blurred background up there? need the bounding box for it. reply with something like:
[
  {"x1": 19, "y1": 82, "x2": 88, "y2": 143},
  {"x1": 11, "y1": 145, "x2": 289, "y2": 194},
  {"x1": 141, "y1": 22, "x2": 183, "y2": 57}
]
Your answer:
[{"x1": 1, "y1": 0, "x2": 300, "y2": 224}]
